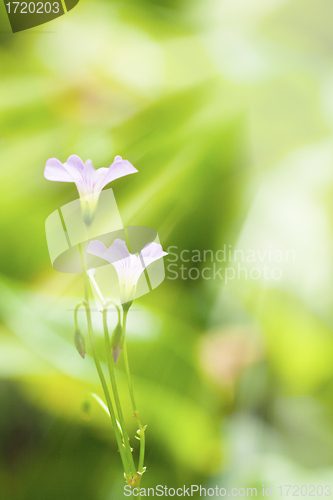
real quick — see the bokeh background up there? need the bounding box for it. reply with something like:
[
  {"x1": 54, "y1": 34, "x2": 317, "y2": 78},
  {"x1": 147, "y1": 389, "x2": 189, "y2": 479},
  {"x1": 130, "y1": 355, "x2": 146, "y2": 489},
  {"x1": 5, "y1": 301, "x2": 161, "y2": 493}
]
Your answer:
[{"x1": 1, "y1": 0, "x2": 333, "y2": 498}]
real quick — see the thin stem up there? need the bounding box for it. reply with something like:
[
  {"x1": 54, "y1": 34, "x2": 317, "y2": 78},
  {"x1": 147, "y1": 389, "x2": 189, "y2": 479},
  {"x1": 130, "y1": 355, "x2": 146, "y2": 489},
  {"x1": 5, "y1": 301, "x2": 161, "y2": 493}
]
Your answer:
[
  {"x1": 122, "y1": 309, "x2": 146, "y2": 474},
  {"x1": 88, "y1": 271, "x2": 105, "y2": 305},
  {"x1": 103, "y1": 307, "x2": 137, "y2": 477},
  {"x1": 74, "y1": 300, "x2": 86, "y2": 330},
  {"x1": 88, "y1": 393, "x2": 123, "y2": 435},
  {"x1": 78, "y1": 243, "x2": 131, "y2": 480},
  {"x1": 104, "y1": 300, "x2": 121, "y2": 324}
]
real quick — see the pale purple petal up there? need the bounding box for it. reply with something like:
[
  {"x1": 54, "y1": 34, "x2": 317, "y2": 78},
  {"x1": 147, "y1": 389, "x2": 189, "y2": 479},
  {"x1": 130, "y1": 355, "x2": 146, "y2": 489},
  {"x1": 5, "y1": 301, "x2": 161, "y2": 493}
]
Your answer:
[
  {"x1": 126, "y1": 243, "x2": 167, "y2": 287},
  {"x1": 44, "y1": 154, "x2": 136, "y2": 207},
  {"x1": 113, "y1": 345, "x2": 121, "y2": 363},
  {"x1": 93, "y1": 156, "x2": 138, "y2": 192},
  {"x1": 60, "y1": 156, "x2": 89, "y2": 196},
  {"x1": 139, "y1": 242, "x2": 168, "y2": 269},
  {"x1": 83, "y1": 159, "x2": 97, "y2": 189},
  {"x1": 125, "y1": 256, "x2": 146, "y2": 287},
  {"x1": 87, "y1": 239, "x2": 133, "y2": 284},
  {"x1": 104, "y1": 239, "x2": 131, "y2": 264},
  {"x1": 84, "y1": 159, "x2": 96, "y2": 173},
  {"x1": 44, "y1": 158, "x2": 74, "y2": 182},
  {"x1": 87, "y1": 240, "x2": 108, "y2": 259},
  {"x1": 65, "y1": 155, "x2": 86, "y2": 172},
  {"x1": 112, "y1": 254, "x2": 139, "y2": 285},
  {"x1": 114, "y1": 241, "x2": 167, "y2": 289}
]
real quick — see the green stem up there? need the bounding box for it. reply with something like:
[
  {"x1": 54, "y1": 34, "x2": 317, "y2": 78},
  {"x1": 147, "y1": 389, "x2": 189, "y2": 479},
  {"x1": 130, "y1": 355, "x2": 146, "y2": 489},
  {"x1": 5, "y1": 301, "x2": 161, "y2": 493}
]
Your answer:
[
  {"x1": 74, "y1": 301, "x2": 86, "y2": 330},
  {"x1": 103, "y1": 307, "x2": 137, "y2": 477},
  {"x1": 123, "y1": 309, "x2": 146, "y2": 474},
  {"x1": 78, "y1": 243, "x2": 131, "y2": 480}
]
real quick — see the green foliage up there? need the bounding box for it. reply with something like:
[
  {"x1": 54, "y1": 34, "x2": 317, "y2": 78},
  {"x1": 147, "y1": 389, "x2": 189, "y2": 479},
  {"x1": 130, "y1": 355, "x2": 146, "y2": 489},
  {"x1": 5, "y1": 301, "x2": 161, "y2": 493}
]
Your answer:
[{"x1": 1, "y1": 0, "x2": 333, "y2": 498}]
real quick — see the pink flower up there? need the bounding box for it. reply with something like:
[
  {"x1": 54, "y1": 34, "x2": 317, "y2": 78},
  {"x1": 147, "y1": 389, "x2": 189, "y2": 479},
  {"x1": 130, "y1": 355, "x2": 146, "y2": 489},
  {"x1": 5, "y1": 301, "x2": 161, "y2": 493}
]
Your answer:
[
  {"x1": 87, "y1": 239, "x2": 168, "y2": 304},
  {"x1": 44, "y1": 154, "x2": 137, "y2": 224}
]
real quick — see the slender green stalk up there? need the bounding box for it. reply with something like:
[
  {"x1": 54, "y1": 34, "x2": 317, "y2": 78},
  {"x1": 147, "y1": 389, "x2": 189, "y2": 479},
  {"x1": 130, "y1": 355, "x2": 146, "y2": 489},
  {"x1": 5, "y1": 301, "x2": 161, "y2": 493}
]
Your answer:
[
  {"x1": 74, "y1": 301, "x2": 86, "y2": 329},
  {"x1": 78, "y1": 243, "x2": 132, "y2": 480},
  {"x1": 122, "y1": 308, "x2": 146, "y2": 474},
  {"x1": 103, "y1": 308, "x2": 137, "y2": 476}
]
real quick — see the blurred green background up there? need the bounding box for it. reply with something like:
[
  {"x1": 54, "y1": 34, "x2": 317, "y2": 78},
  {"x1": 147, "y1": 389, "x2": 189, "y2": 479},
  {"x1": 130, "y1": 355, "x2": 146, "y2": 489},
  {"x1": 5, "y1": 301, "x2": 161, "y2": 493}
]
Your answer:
[{"x1": 1, "y1": 0, "x2": 333, "y2": 498}]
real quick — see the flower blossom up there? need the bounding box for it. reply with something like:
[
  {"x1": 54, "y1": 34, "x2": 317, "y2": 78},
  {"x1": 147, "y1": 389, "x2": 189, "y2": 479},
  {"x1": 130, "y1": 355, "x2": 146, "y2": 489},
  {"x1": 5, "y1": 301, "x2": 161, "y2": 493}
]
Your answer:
[
  {"x1": 44, "y1": 154, "x2": 137, "y2": 224},
  {"x1": 87, "y1": 239, "x2": 168, "y2": 304}
]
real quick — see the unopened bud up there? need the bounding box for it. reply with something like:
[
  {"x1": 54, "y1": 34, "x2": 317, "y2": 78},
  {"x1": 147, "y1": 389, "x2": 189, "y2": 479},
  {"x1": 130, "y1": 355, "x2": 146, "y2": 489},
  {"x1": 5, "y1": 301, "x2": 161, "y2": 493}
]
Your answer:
[
  {"x1": 74, "y1": 329, "x2": 86, "y2": 359},
  {"x1": 111, "y1": 323, "x2": 123, "y2": 363}
]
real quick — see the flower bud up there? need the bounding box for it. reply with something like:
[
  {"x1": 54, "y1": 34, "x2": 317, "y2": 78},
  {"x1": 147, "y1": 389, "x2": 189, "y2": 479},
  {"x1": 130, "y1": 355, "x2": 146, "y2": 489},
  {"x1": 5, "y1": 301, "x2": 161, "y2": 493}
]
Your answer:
[
  {"x1": 111, "y1": 323, "x2": 123, "y2": 363},
  {"x1": 74, "y1": 329, "x2": 86, "y2": 359}
]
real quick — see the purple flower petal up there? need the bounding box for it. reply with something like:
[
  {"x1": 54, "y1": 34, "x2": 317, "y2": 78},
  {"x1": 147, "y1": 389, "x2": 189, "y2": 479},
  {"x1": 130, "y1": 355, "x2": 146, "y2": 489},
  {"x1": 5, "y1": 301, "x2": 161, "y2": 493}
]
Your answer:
[
  {"x1": 140, "y1": 242, "x2": 168, "y2": 268},
  {"x1": 103, "y1": 240, "x2": 135, "y2": 287},
  {"x1": 44, "y1": 154, "x2": 137, "y2": 207},
  {"x1": 87, "y1": 239, "x2": 133, "y2": 286},
  {"x1": 65, "y1": 155, "x2": 86, "y2": 171},
  {"x1": 63, "y1": 156, "x2": 88, "y2": 196},
  {"x1": 44, "y1": 158, "x2": 74, "y2": 182},
  {"x1": 87, "y1": 240, "x2": 108, "y2": 259},
  {"x1": 104, "y1": 238, "x2": 131, "y2": 263},
  {"x1": 94, "y1": 156, "x2": 138, "y2": 192}
]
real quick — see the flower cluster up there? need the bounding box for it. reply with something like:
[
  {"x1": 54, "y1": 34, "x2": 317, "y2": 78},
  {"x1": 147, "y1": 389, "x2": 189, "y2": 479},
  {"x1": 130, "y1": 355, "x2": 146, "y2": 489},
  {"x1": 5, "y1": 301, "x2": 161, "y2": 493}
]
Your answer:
[{"x1": 44, "y1": 153, "x2": 167, "y2": 488}]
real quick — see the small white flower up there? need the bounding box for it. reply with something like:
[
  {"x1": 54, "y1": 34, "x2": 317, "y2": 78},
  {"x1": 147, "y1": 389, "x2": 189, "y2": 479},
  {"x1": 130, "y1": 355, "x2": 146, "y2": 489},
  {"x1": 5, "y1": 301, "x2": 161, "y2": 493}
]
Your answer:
[
  {"x1": 44, "y1": 154, "x2": 137, "y2": 224},
  {"x1": 87, "y1": 238, "x2": 168, "y2": 304}
]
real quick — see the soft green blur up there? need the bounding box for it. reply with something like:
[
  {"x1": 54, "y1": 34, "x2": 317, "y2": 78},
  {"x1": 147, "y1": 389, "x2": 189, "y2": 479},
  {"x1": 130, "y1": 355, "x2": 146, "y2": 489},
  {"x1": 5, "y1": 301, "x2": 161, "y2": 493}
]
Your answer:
[{"x1": 1, "y1": 0, "x2": 333, "y2": 498}]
